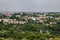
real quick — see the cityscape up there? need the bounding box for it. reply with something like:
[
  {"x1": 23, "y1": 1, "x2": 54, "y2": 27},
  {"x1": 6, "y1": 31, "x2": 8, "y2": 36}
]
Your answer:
[
  {"x1": 0, "y1": 12, "x2": 60, "y2": 40},
  {"x1": 0, "y1": 0, "x2": 60, "y2": 40}
]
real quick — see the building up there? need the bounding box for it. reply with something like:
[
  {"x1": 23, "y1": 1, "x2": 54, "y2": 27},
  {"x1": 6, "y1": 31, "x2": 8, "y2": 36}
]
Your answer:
[
  {"x1": 50, "y1": 22, "x2": 56, "y2": 25},
  {"x1": 0, "y1": 19, "x2": 27, "y2": 24}
]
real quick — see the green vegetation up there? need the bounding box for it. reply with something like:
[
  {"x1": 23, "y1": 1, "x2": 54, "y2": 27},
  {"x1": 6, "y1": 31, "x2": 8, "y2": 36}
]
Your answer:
[
  {"x1": 0, "y1": 12, "x2": 60, "y2": 40},
  {"x1": 0, "y1": 22, "x2": 60, "y2": 40}
]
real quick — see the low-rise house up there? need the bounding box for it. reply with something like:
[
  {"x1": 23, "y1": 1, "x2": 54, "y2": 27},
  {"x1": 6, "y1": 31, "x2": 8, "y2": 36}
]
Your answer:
[
  {"x1": 0, "y1": 19, "x2": 27, "y2": 24},
  {"x1": 18, "y1": 21, "x2": 26, "y2": 24},
  {"x1": 39, "y1": 20, "x2": 44, "y2": 22},
  {"x1": 49, "y1": 16, "x2": 53, "y2": 18},
  {"x1": 39, "y1": 16, "x2": 49, "y2": 19},
  {"x1": 45, "y1": 23, "x2": 50, "y2": 26},
  {"x1": 55, "y1": 17, "x2": 60, "y2": 20},
  {"x1": 0, "y1": 19, "x2": 2, "y2": 21},
  {"x1": 35, "y1": 17, "x2": 40, "y2": 20},
  {"x1": 16, "y1": 15, "x2": 21, "y2": 17},
  {"x1": 50, "y1": 22, "x2": 56, "y2": 25},
  {"x1": 24, "y1": 16, "x2": 31, "y2": 21},
  {"x1": 31, "y1": 17, "x2": 35, "y2": 21}
]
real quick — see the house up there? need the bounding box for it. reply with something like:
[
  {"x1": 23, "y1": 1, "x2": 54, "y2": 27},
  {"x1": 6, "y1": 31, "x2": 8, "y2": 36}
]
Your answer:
[
  {"x1": 31, "y1": 17, "x2": 35, "y2": 21},
  {"x1": 16, "y1": 15, "x2": 21, "y2": 17},
  {"x1": 55, "y1": 17, "x2": 60, "y2": 20},
  {"x1": 50, "y1": 22, "x2": 56, "y2": 25},
  {"x1": 18, "y1": 21, "x2": 26, "y2": 24},
  {"x1": 0, "y1": 19, "x2": 27, "y2": 24}
]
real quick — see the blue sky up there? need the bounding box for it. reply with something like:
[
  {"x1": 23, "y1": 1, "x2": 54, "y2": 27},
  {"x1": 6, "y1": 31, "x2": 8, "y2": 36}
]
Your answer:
[{"x1": 0, "y1": 0, "x2": 60, "y2": 12}]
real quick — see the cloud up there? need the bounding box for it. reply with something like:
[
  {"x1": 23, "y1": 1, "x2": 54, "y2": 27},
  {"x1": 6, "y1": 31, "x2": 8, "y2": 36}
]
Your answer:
[
  {"x1": 31, "y1": 0, "x2": 60, "y2": 12},
  {"x1": 0, "y1": 0, "x2": 60, "y2": 12},
  {"x1": 0, "y1": 0, "x2": 23, "y2": 12}
]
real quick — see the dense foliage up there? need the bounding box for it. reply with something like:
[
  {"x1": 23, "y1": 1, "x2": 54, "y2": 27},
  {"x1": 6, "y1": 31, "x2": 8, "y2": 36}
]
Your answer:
[{"x1": 0, "y1": 22, "x2": 60, "y2": 40}]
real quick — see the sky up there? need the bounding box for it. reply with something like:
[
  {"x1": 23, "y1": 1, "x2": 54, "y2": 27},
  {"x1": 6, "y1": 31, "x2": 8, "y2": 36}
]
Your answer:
[{"x1": 0, "y1": 0, "x2": 60, "y2": 12}]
